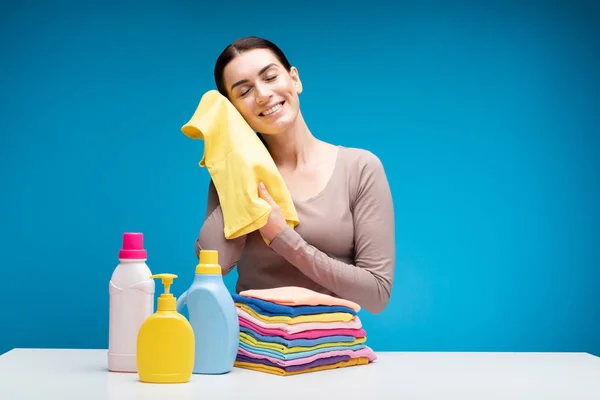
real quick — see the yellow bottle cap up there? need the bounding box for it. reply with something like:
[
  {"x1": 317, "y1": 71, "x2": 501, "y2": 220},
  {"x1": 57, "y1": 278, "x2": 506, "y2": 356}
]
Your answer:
[
  {"x1": 196, "y1": 250, "x2": 221, "y2": 274},
  {"x1": 149, "y1": 273, "x2": 178, "y2": 311}
]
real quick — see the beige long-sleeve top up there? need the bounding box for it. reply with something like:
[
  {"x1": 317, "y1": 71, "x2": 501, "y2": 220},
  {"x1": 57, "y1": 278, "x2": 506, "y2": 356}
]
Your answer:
[{"x1": 195, "y1": 146, "x2": 396, "y2": 314}]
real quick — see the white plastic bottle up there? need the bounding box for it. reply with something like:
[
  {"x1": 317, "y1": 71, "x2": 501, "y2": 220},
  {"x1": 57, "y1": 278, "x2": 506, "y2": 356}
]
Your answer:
[{"x1": 108, "y1": 232, "x2": 155, "y2": 372}]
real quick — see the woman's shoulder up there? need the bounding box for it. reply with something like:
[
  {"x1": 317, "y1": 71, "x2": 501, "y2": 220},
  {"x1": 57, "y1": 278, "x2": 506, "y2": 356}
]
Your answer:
[
  {"x1": 337, "y1": 145, "x2": 386, "y2": 175},
  {"x1": 330, "y1": 145, "x2": 388, "y2": 200},
  {"x1": 329, "y1": 146, "x2": 390, "y2": 210}
]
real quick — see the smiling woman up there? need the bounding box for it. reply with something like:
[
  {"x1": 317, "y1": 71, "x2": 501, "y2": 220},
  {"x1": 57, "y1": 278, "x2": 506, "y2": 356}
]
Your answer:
[
  {"x1": 196, "y1": 36, "x2": 396, "y2": 314},
  {"x1": 214, "y1": 41, "x2": 303, "y2": 144}
]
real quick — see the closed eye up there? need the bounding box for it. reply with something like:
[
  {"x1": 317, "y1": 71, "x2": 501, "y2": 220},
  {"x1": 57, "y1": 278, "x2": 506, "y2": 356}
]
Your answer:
[
  {"x1": 240, "y1": 87, "x2": 252, "y2": 97},
  {"x1": 239, "y1": 73, "x2": 278, "y2": 97}
]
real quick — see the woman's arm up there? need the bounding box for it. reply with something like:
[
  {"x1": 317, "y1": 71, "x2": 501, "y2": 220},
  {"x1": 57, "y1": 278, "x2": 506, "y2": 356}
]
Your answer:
[
  {"x1": 196, "y1": 180, "x2": 247, "y2": 275},
  {"x1": 267, "y1": 151, "x2": 396, "y2": 314}
]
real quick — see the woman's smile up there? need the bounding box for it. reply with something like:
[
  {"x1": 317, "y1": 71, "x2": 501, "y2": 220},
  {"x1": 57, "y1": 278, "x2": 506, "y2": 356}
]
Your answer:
[{"x1": 259, "y1": 101, "x2": 285, "y2": 118}]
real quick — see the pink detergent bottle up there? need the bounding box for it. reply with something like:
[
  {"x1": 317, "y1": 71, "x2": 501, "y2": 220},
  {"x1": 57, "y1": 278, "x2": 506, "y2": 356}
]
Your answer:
[{"x1": 107, "y1": 232, "x2": 155, "y2": 372}]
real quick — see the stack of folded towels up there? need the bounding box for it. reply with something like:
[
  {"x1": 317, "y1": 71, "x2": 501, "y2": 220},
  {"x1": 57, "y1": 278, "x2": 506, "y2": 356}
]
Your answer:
[{"x1": 231, "y1": 286, "x2": 377, "y2": 376}]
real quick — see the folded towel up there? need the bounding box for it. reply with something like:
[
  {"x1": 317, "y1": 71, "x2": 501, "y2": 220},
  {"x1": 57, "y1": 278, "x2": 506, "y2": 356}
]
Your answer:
[
  {"x1": 237, "y1": 346, "x2": 378, "y2": 367},
  {"x1": 236, "y1": 307, "x2": 363, "y2": 333},
  {"x1": 181, "y1": 90, "x2": 299, "y2": 240},
  {"x1": 235, "y1": 303, "x2": 355, "y2": 324},
  {"x1": 238, "y1": 341, "x2": 368, "y2": 361},
  {"x1": 240, "y1": 325, "x2": 357, "y2": 347},
  {"x1": 239, "y1": 316, "x2": 366, "y2": 340},
  {"x1": 239, "y1": 331, "x2": 366, "y2": 354},
  {"x1": 232, "y1": 293, "x2": 357, "y2": 316},
  {"x1": 234, "y1": 357, "x2": 370, "y2": 376},
  {"x1": 239, "y1": 286, "x2": 361, "y2": 312},
  {"x1": 237, "y1": 354, "x2": 350, "y2": 372},
  {"x1": 233, "y1": 286, "x2": 374, "y2": 376}
]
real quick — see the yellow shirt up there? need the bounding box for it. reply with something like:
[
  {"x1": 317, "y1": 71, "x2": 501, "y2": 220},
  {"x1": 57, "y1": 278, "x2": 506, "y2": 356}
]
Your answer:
[
  {"x1": 181, "y1": 90, "x2": 299, "y2": 240},
  {"x1": 234, "y1": 357, "x2": 370, "y2": 376}
]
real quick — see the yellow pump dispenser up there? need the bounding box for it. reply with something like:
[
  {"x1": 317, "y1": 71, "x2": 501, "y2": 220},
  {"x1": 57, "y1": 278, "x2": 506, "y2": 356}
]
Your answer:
[{"x1": 136, "y1": 273, "x2": 195, "y2": 383}]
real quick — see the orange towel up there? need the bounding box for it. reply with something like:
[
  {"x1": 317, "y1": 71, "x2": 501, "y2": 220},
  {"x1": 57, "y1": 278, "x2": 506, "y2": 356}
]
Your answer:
[{"x1": 239, "y1": 286, "x2": 361, "y2": 312}]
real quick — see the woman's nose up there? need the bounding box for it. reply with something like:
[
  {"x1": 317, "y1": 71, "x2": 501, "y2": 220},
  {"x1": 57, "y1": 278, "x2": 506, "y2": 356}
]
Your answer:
[{"x1": 255, "y1": 83, "x2": 272, "y2": 104}]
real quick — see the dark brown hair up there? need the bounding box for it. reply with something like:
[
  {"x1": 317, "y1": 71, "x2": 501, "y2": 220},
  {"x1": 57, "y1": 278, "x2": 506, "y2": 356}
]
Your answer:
[{"x1": 214, "y1": 36, "x2": 293, "y2": 99}]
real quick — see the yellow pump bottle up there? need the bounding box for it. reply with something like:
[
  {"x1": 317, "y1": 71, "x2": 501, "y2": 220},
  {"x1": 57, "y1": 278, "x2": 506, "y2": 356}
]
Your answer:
[{"x1": 136, "y1": 273, "x2": 195, "y2": 383}]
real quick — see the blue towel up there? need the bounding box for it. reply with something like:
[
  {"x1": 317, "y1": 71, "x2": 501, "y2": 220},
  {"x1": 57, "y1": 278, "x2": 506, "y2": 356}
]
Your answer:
[
  {"x1": 238, "y1": 341, "x2": 367, "y2": 361},
  {"x1": 232, "y1": 293, "x2": 357, "y2": 316},
  {"x1": 240, "y1": 325, "x2": 357, "y2": 347}
]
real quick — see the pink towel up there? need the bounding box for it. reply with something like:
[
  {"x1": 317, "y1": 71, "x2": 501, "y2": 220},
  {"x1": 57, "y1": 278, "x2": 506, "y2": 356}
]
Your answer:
[
  {"x1": 237, "y1": 346, "x2": 378, "y2": 367},
  {"x1": 239, "y1": 286, "x2": 361, "y2": 312},
  {"x1": 239, "y1": 316, "x2": 366, "y2": 340},
  {"x1": 236, "y1": 307, "x2": 363, "y2": 333}
]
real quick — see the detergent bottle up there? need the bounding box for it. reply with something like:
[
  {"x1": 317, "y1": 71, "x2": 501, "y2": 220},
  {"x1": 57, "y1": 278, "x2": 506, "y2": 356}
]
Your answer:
[
  {"x1": 176, "y1": 250, "x2": 239, "y2": 374},
  {"x1": 137, "y1": 273, "x2": 195, "y2": 383},
  {"x1": 108, "y1": 232, "x2": 155, "y2": 372}
]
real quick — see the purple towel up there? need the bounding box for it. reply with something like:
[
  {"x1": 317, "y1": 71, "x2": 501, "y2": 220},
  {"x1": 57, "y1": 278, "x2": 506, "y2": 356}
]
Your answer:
[{"x1": 236, "y1": 354, "x2": 351, "y2": 372}]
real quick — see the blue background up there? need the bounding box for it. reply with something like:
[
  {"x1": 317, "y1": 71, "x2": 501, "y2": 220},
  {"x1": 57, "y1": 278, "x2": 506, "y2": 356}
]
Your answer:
[{"x1": 1, "y1": 0, "x2": 599, "y2": 356}]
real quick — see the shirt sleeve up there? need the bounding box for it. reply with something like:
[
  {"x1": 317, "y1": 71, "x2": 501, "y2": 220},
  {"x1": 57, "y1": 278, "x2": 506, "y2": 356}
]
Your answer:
[
  {"x1": 268, "y1": 151, "x2": 396, "y2": 314},
  {"x1": 196, "y1": 180, "x2": 247, "y2": 275}
]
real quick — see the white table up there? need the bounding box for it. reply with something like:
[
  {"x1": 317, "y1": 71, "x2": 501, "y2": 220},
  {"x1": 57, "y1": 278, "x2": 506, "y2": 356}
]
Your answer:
[{"x1": 1, "y1": 348, "x2": 599, "y2": 399}]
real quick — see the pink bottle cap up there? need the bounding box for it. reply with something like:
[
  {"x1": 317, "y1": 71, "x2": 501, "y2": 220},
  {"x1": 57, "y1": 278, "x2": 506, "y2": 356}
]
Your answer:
[{"x1": 119, "y1": 232, "x2": 147, "y2": 259}]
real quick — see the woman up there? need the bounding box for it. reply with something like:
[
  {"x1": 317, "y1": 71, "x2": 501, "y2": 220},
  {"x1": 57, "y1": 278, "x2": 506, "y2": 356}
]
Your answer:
[{"x1": 196, "y1": 36, "x2": 396, "y2": 314}]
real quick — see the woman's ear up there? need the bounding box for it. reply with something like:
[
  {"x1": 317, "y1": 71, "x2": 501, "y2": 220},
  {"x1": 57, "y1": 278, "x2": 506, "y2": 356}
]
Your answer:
[{"x1": 289, "y1": 66, "x2": 303, "y2": 94}]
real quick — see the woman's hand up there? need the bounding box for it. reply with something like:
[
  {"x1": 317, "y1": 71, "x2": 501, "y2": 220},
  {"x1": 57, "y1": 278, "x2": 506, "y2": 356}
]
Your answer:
[{"x1": 258, "y1": 182, "x2": 287, "y2": 242}]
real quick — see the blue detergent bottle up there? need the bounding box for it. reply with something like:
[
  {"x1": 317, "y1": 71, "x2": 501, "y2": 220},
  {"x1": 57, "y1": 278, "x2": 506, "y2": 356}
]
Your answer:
[{"x1": 176, "y1": 249, "x2": 239, "y2": 374}]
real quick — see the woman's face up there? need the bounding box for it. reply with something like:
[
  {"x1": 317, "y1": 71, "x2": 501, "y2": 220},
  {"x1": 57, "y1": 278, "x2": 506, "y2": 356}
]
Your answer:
[{"x1": 223, "y1": 48, "x2": 303, "y2": 135}]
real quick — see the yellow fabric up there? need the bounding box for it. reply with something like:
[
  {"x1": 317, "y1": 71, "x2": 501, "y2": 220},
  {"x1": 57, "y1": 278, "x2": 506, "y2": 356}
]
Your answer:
[
  {"x1": 235, "y1": 303, "x2": 355, "y2": 324},
  {"x1": 239, "y1": 331, "x2": 367, "y2": 353},
  {"x1": 234, "y1": 357, "x2": 370, "y2": 376},
  {"x1": 181, "y1": 90, "x2": 299, "y2": 240}
]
